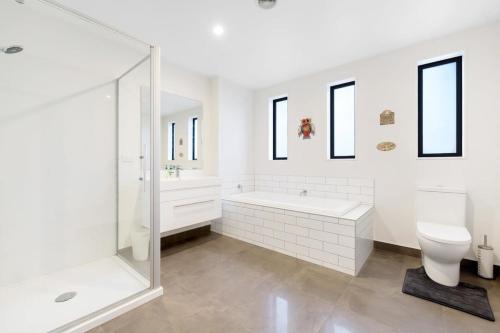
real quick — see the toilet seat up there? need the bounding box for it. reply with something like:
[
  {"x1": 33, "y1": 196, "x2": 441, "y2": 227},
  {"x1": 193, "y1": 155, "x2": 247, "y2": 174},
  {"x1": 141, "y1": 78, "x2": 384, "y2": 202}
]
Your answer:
[{"x1": 417, "y1": 222, "x2": 471, "y2": 245}]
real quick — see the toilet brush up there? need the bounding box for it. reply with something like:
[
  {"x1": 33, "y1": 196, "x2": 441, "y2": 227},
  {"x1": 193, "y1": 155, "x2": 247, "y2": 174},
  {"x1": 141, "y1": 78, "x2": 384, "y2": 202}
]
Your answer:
[{"x1": 477, "y1": 235, "x2": 494, "y2": 279}]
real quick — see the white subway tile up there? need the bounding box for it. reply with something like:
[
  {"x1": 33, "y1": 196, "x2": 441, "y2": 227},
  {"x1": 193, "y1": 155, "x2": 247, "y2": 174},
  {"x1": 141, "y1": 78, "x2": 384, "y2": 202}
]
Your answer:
[
  {"x1": 323, "y1": 242, "x2": 355, "y2": 259},
  {"x1": 245, "y1": 216, "x2": 263, "y2": 226},
  {"x1": 338, "y1": 235, "x2": 355, "y2": 248},
  {"x1": 324, "y1": 223, "x2": 355, "y2": 236},
  {"x1": 361, "y1": 187, "x2": 374, "y2": 195},
  {"x1": 255, "y1": 210, "x2": 274, "y2": 220},
  {"x1": 338, "y1": 257, "x2": 355, "y2": 270},
  {"x1": 296, "y1": 217, "x2": 323, "y2": 231},
  {"x1": 287, "y1": 189, "x2": 302, "y2": 196},
  {"x1": 255, "y1": 226, "x2": 274, "y2": 237},
  {"x1": 325, "y1": 192, "x2": 349, "y2": 199},
  {"x1": 273, "y1": 175, "x2": 288, "y2": 182},
  {"x1": 245, "y1": 232, "x2": 264, "y2": 243},
  {"x1": 309, "y1": 248, "x2": 339, "y2": 264},
  {"x1": 231, "y1": 212, "x2": 245, "y2": 222},
  {"x1": 287, "y1": 175, "x2": 306, "y2": 183},
  {"x1": 274, "y1": 213, "x2": 296, "y2": 225},
  {"x1": 337, "y1": 185, "x2": 361, "y2": 194},
  {"x1": 263, "y1": 220, "x2": 285, "y2": 232},
  {"x1": 285, "y1": 242, "x2": 309, "y2": 256},
  {"x1": 348, "y1": 178, "x2": 374, "y2": 187},
  {"x1": 308, "y1": 190, "x2": 326, "y2": 198},
  {"x1": 263, "y1": 236, "x2": 284, "y2": 249},
  {"x1": 306, "y1": 176, "x2": 326, "y2": 184},
  {"x1": 348, "y1": 194, "x2": 374, "y2": 204},
  {"x1": 297, "y1": 255, "x2": 323, "y2": 266},
  {"x1": 239, "y1": 223, "x2": 254, "y2": 233},
  {"x1": 274, "y1": 247, "x2": 297, "y2": 257},
  {"x1": 274, "y1": 230, "x2": 297, "y2": 243},
  {"x1": 325, "y1": 177, "x2": 348, "y2": 185},
  {"x1": 284, "y1": 224, "x2": 308, "y2": 236},
  {"x1": 309, "y1": 230, "x2": 339, "y2": 244},
  {"x1": 315, "y1": 184, "x2": 335, "y2": 192},
  {"x1": 296, "y1": 236, "x2": 322, "y2": 250}
]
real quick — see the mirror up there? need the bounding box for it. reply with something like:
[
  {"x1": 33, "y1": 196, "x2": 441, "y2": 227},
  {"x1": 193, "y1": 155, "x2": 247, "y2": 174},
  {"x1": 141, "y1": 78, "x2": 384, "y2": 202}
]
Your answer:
[{"x1": 161, "y1": 91, "x2": 203, "y2": 175}]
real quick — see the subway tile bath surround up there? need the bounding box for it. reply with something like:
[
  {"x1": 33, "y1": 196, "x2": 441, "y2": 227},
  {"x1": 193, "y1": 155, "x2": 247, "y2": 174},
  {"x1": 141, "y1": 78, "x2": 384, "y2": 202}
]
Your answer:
[{"x1": 215, "y1": 174, "x2": 374, "y2": 275}]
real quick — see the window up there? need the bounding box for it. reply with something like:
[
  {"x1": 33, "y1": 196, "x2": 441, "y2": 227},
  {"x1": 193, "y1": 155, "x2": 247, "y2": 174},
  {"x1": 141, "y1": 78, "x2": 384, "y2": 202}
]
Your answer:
[
  {"x1": 272, "y1": 97, "x2": 288, "y2": 160},
  {"x1": 418, "y1": 56, "x2": 462, "y2": 157},
  {"x1": 167, "y1": 122, "x2": 175, "y2": 161},
  {"x1": 189, "y1": 117, "x2": 198, "y2": 161},
  {"x1": 330, "y1": 81, "x2": 355, "y2": 159}
]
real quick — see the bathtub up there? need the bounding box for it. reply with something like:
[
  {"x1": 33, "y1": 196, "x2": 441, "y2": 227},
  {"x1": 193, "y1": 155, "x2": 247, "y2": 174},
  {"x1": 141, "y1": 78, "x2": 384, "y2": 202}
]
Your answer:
[
  {"x1": 224, "y1": 191, "x2": 360, "y2": 218},
  {"x1": 213, "y1": 191, "x2": 374, "y2": 276}
]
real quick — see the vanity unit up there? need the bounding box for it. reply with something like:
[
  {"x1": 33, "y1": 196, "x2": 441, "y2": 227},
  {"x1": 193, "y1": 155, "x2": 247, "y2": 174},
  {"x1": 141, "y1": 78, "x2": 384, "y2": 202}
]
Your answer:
[{"x1": 160, "y1": 176, "x2": 222, "y2": 235}]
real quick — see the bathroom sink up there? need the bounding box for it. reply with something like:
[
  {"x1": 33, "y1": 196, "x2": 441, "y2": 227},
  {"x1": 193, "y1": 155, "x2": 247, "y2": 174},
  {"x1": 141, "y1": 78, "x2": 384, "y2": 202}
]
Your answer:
[{"x1": 160, "y1": 176, "x2": 221, "y2": 191}]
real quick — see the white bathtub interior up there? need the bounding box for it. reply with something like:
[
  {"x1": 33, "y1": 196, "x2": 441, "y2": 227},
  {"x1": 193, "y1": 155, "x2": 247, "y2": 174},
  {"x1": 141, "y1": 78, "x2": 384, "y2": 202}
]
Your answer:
[{"x1": 226, "y1": 191, "x2": 360, "y2": 217}]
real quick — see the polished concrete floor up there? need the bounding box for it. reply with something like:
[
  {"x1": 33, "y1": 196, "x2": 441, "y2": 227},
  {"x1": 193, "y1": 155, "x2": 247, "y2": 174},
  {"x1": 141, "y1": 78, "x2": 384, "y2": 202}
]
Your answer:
[{"x1": 90, "y1": 233, "x2": 500, "y2": 333}]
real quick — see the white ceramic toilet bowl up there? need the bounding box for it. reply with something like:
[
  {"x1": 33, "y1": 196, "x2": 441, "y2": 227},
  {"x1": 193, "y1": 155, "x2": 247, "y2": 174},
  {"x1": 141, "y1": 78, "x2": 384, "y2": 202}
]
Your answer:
[{"x1": 417, "y1": 222, "x2": 471, "y2": 287}]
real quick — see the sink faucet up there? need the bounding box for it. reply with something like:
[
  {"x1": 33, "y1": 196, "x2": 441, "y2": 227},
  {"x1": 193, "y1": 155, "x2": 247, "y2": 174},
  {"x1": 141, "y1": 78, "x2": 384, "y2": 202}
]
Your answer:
[
  {"x1": 175, "y1": 165, "x2": 182, "y2": 178},
  {"x1": 299, "y1": 189, "x2": 307, "y2": 196}
]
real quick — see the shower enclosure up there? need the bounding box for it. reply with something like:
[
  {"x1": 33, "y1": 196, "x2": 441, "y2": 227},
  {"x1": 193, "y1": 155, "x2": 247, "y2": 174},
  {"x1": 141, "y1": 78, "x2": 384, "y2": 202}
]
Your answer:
[{"x1": 0, "y1": 0, "x2": 161, "y2": 332}]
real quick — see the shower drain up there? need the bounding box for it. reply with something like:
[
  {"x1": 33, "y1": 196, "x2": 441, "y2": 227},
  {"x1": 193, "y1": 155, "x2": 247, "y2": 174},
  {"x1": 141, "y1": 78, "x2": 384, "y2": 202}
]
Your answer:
[{"x1": 55, "y1": 291, "x2": 77, "y2": 303}]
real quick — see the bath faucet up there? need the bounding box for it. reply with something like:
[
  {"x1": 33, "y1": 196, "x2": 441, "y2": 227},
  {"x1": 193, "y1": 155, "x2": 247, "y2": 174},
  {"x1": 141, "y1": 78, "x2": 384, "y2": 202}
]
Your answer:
[
  {"x1": 237, "y1": 184, "x2": 243, "y2": 192},
  {"x1": 299, "y1": 189, "x2": 307, "y2": 196},
  {"x1": 175, "y1": 165, "x2": 182, "y2": 178}
]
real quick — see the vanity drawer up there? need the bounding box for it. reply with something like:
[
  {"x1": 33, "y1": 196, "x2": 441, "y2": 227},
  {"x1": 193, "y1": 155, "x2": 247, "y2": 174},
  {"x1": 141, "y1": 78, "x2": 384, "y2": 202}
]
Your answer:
[
  {"x1": 160, "y1": 186, "x2": 220, "y2": 203},
  {"x1": 160, "y1": 195, "x2": 222, "y2": 233}
]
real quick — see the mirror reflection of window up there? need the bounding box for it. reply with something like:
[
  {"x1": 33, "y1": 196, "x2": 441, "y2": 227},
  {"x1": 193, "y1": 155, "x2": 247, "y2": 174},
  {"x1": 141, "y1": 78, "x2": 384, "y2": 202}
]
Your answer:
[
  {"x1": 189, "y1": 117, "x2": 199, "y2": 161},
  {"x1": 168, "y1": 122, "x2": 175, "y2": 160},
  {"x1": 161, "y1": 91, "x2": 203, "y2": 169}
]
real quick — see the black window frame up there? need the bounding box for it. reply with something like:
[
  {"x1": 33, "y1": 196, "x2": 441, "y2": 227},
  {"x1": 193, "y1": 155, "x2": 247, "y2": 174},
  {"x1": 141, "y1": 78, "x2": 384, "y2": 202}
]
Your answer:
[
  {"x1": 329, "y1": 81, "x2": 356, "y2": 159},
  {"x1": 191, "y1": 117, "x2": 198, "y2": 161},
  {"x1": 272, "y1": 97, "x2": 288, "y2": 160},
  {"x1": 169, "y1": 122, "x2": 175, "y2": 161},
  {"x1": 418, "y1": 56, "x2": 463, "y2": 158}
]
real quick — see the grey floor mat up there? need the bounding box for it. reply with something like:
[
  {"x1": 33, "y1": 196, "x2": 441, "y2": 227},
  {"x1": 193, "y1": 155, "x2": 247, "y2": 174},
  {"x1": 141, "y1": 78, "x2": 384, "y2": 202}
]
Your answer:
[{"x1": 402, "y1": 266, "x2": 495, "y2": 321}]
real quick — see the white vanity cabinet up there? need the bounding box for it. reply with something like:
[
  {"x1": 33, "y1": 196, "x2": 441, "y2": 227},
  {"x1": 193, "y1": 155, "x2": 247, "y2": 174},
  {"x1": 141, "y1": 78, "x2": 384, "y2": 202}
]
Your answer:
[{"x1": 160, "y1": 177, "x2": 221, "y2": 235}]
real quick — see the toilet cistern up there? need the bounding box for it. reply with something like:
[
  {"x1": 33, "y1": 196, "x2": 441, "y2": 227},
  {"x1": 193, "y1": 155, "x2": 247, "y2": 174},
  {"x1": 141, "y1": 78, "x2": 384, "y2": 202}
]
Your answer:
[{"x1": 415, "y1": 186, "x2": 471, "y2": 287}]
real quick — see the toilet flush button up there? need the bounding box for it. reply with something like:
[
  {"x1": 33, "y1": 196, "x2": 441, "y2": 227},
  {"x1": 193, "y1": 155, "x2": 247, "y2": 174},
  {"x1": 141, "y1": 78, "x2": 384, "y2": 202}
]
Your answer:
[{"x1": 55, "y1": 291, "x2": 77, "y2": 303}]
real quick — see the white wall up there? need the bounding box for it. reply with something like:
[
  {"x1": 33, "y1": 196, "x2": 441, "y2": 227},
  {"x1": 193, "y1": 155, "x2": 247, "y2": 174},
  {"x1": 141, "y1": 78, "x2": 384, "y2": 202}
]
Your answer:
[
  {"x1": 0, "y1": 0, "x2": 149, "y2": 286},
  {"x1": 214, "y1": 78, "x2": 254, "y2": 178},
  {"x1": 161, "y1": 107, "x2": 203, "y2": 169},
  {"x1": 252, "y1": 22, "x2": 500, "y2": 264}
]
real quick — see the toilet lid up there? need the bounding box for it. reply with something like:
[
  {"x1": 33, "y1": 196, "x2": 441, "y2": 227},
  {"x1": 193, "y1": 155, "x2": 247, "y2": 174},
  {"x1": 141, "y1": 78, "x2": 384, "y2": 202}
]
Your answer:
[{"x1": 417, "y1": 222, "x2": 471, "y2": 245}]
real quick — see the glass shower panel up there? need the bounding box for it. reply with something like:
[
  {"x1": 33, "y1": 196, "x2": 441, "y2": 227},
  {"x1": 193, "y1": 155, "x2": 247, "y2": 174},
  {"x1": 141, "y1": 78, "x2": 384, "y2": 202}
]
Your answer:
[
  {"x1": 0, "y1": 1, "x2": 156, "y2": 332},
  {"x1": 117, "y1": 58, "x2": 153, "y2": 280}
]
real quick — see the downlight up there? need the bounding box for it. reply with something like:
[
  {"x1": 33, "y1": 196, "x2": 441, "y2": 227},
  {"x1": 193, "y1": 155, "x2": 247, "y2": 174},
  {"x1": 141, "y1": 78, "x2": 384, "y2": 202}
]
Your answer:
[
  {"x1": 1, "y1": 45, "x2": 24, "y2": 54},
  {"x1": 257, "y1": 0, "x2": 277, "y2": 10}
]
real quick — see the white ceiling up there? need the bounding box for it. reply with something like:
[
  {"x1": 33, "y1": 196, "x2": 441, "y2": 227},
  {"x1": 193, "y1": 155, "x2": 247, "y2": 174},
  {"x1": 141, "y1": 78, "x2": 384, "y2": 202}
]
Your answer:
[
  {"x1": 161, "y1": 92, "x2": 201, "y2": 116},
  {"x1": 59, "y1": 0, "x2": 500, "y2": 89}
]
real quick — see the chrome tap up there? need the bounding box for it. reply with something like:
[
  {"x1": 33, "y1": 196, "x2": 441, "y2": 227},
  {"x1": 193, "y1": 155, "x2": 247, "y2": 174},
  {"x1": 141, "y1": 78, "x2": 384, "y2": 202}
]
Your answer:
[
  {"x1": 299, "y1": 189, "x2": 308, "y2": 196},
  {"x1": 175, "y1": 165, "x2": 182, "y2": 178}
]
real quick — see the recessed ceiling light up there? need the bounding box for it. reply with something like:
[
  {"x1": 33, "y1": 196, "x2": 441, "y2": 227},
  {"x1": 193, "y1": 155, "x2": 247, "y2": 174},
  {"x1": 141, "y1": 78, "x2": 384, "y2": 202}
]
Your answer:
[
  {"x1": 257, "y1": 0, "x2": 276, "y2": 9},
  {"x1": 212, "y1": 25, "x2": 225, "y2": 37}
]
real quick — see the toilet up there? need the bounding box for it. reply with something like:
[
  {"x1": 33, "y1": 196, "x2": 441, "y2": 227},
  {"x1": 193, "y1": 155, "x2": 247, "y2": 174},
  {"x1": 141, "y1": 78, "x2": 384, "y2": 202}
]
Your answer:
[{"x1": 416, "y1": 186, "x2": 471, "y2": 287}]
